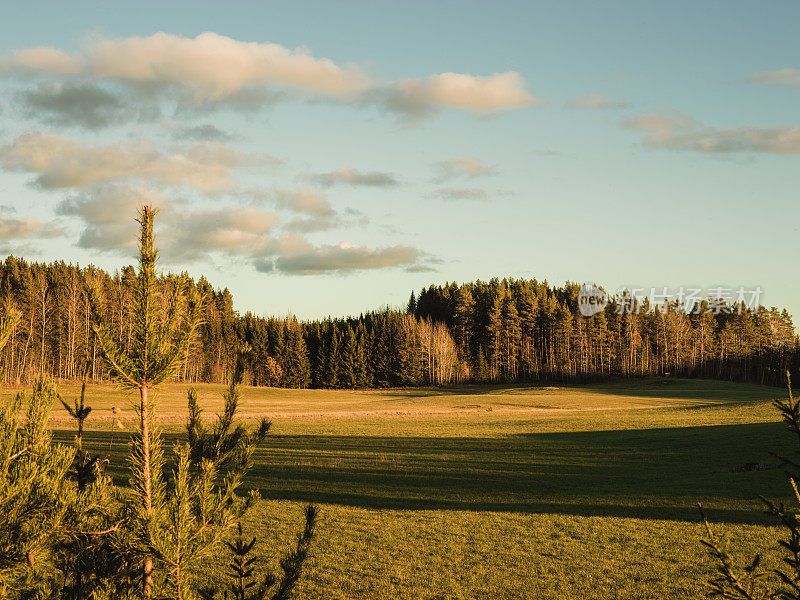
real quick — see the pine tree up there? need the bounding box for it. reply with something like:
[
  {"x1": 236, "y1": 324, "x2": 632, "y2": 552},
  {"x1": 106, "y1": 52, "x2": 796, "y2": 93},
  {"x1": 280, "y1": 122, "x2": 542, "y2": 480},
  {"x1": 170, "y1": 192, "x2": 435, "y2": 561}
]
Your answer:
[
  {"x1": 698, "y1": 375, "x2": 800, "y2": 599},
  {"x1": 90, "y1": 205, "x2": 203, "y2": 598},
  {"x1": 454, "y1": 286, "x2": 475, "y2": 358},
  {"x1": 0, "y1": 307, "x2": 20, "y2": 354},
  {"x1": 0, "y1": 377, "x2": 74, "y2": 598},
  {"x1": 56, "y1": 373, "x2": 128, "y2": 600},
  {"x1": 83, "y1": 207, "x2": 317, "y2": 600},
  {"x1": 499, "y1": 293, "x2": 521, "y2": 381},
  {"x1": 485, "y1": 291, "x2": 503, "y2": 381},
  {"x1": 0, "y1": 307, "x2": 20, "y2": 382},
  {"x1": 517, "y1": 286, "x2": 538, "y2": 379},
  {"x1": 185, "y1": 377, "x2": 316, "y2": 600},
  {"x1": 146, "y1": 376, "x2": 274, "y2": 599},
  {"x1": 554, "y1": 302, "x2": 573, "y2": 379}
]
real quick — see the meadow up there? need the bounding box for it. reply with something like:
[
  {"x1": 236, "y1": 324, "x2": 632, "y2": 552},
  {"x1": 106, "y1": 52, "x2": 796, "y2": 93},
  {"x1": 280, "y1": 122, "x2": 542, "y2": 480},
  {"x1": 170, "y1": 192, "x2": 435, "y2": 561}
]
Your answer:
[{"x1": 3, "y1": 378, "x2": 794, "y2": 599}]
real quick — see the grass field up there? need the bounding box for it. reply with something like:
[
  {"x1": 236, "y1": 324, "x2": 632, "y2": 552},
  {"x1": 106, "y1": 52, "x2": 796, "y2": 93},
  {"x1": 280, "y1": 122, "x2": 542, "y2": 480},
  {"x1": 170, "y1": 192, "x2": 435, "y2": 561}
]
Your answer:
[{"x1": 4, "y1": 378, "x2": 795, "y2": 599}]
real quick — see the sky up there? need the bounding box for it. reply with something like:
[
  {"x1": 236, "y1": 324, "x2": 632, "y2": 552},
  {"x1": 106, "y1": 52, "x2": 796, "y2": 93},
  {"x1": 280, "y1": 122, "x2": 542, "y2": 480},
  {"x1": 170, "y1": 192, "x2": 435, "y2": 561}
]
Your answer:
[{"x1": 0, "y1": 1, "x2": 798, "y2": 321}]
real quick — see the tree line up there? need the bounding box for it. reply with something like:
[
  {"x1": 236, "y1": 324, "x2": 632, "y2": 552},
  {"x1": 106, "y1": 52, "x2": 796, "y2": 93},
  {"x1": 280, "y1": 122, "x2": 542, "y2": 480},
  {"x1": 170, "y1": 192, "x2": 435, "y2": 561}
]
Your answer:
[
  {"x1": 0, "y1": 255, "x2": 797, "y2": 389},
  {"x1": 0, "y1": 256, "x2": 463, "y2": 388},
  {"x1": 411, "y1": 279, "x2": 799, "y2": 387}
]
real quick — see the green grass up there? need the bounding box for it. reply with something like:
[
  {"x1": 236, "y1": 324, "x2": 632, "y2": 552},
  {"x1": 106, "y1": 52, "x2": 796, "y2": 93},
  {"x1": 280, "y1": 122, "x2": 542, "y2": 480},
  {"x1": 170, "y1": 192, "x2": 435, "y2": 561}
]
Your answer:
[{"x1": 6, "y1": 377, "x2": 795, "y2": 599}]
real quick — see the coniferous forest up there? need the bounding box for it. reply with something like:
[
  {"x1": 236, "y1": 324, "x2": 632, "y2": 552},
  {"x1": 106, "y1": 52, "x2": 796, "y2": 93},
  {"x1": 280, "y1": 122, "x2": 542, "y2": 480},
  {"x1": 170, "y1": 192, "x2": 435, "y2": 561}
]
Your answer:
[{"x1": 0, "y1": 256, "x2": 796, "y2": 389}]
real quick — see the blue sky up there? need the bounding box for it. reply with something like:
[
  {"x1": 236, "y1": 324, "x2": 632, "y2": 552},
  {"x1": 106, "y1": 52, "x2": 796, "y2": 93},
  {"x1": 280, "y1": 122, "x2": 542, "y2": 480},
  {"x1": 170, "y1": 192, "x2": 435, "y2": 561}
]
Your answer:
[{"x1": 0, "y1": 1, "x2": 797, "y2": 320}]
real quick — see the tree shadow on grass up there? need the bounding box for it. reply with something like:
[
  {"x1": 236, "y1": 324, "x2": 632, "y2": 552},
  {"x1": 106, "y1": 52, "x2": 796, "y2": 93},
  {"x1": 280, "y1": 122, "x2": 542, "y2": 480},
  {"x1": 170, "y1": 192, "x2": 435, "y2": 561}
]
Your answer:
[
  {"x1": 371, "y1": 377, "x2": 785, "y2": 406},
  {"x1": 577, "y1": 377, "x2": 786, "y2": 404},
  {"x1": 253, "y1": 490, "x2": 766, "y2": 525},
  {"x1": 58, "y1": 420, "x2": 791, "y2": 525}
]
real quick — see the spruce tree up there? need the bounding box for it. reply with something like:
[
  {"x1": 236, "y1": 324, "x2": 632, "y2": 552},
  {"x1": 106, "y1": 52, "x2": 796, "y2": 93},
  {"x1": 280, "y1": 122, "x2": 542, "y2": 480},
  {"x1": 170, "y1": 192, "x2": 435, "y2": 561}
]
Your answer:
[
  {"x1": 353, "y1": 322, "x2": 369, "y2": 388},
  {"x1": 306, "y1": 322, "x2": 324, "y2": 389},
  {"x1": 282, "y1": 319, "x2": 310, "y2": 389},
  {"x1": 59, "y1": 372, "x2": 100, "y2": 491},
  {"x1": 337, "y1": 325, "x2": 356, "y2": 388},
  {"x1": 389, "y1": 314, "x2": 421, "y2": 387},
  {"x1": 3, "y1": 257, "x2": 798, "y2": 389},
  {"x1": 213, "y1": 509, "x2": 317, "y2": 600},
  {"x1": 370, "y1": 317, "x2": 392, "y2": 387},
  {"x1": 323, "y1": 324, "x2": 339, "y2": 388},
  {"x1": 406, "y1": 291, "x2": 417, "y2": 315}
]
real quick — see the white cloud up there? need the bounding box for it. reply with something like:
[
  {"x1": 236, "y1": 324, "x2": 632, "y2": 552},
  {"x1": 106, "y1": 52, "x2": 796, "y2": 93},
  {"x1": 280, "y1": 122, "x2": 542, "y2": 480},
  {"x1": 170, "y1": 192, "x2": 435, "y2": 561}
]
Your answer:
[
  {"x1": 627, "y1": 111, "x2": 800, "y2": 155},
  {"x1": 750, "y1": 68, "x2": 800, "y2": 86},
  {"x1": 307, "y1": 167, "x2": 398, "y2": 187},
  {"x1": 383, "y1": 71, "x2": 540, "y2": 117},
  {"x1": 273, "y1": 188, "x2": 334, "y2": 216},
  {"x1": 2, "y1": 32, "x2": 369, "y2": 102},
  {"x1": 245, "y1": 187, "x2": 369, "y2": 233},
  {"x1": 0, "y1": 206, "x2": 62, "y2": 265},
  {"x1": 434, "y1": 187, "x2": 488, "y2": 200},
  {"x1": 165, "y1": 206, "x2": 278, "y2": 261},
  {"x1": 57, "y1": 182, "x2": 162, "y2": 225},
  {"x1": 0, "y1": 47, "x2": 81, "y2": 75},
  {"x1": 568, "y1": 93, "x2": 628, "y2": 109},
  {"x1": 259, "y1": 241, "x2": 431, "y2": 275},
  {"x1": 281, "y1": 216, "x2": 336, "y2": 233},
  {"x1": 282, "y1": 206, "x2": 369, "y2": 234},
  {"x1": 54, "y1": 183, "x2": 279, "y2": 260},
  {"x1": 0, "y1": 132, "x2": 258, "y2": 192},
  {"x1": 435, "y1": 157, "x2": 493, "y2": 181},
  {"x1": 2, "y1": 33, "x2": 539, "y2": 118},
  {"x1": 404, "y1": 264, "x2": 437, "y2": 273},
  {"x1": 50, "y1": 183, "x2": 431, "y2": 275},
  {"x1": 0, "y1": 213, "x2": 61, "y2": 239},
  {"x1": 160, "y1": 212, "x2": 433, "y2": 274},
  {"x1": 252, "y1": 187, "x2": 372, "y2": 232}
]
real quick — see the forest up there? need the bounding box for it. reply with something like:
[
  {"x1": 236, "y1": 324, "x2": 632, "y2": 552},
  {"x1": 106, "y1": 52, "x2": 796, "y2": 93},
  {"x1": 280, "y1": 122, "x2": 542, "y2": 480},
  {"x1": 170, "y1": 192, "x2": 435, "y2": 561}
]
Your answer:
[{"x1": 0, "y1": 255, "x2": 797, "y2": 389}]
